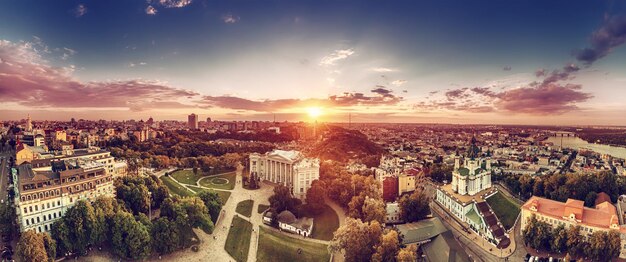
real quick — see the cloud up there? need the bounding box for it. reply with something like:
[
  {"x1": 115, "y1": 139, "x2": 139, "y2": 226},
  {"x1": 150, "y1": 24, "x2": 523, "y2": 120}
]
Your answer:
[
  {"x1": 535, "y1": 69, "x2": 546, "y2": 77},
  {"x1": 391, "y1": 80, "x2": 407, "y2": 86},
  {"x1": 128, "y1": 62, "x2": 147, "y2": 67},
  {"x1": 156, "y1": 0, "x2": 192, "y2": 8},
  {"x1": 0, "y1": 39, "x2": 197, "y2": 111},
  {"x1": 503, "y1": 66, "x2": 512, "y2": 71},
  {"x1": 319, "y1": 48, "x2": 355, "y2": 66},
  {"x1": 222, "y1": 13, "x2": 240, "y2": 24},
  {"x1": 417, "y1": 79, "x2": 591, "y2": 115},
  {"x1": 575, "y1": 15, "x2": 626, "y2": 65},
  {"x1": 74, "y1": 4, "x2": 87, "y2": 17},
  {"x1": 201, "y1": 88, "x2": 403, "y2": 112},
  {"x1": 494, "y1": 83, "x2": 592, "y2": 114},
  {"x1": 146, "y1": 6, "x2": 158, "y2": 15},
  {"x1": 372, "y1": 67, "x2": 394, "y2": 72}
]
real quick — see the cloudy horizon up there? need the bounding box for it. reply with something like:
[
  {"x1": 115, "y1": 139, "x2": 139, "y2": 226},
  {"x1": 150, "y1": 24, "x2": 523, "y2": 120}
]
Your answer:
[{"x1": 1, "y1": 0, "x2": 626, "y2": 125}]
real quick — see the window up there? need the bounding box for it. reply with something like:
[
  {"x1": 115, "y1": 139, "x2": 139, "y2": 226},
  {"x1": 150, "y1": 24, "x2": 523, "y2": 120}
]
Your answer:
[
  {"x1": 35, "y1": 205, "x2": 38, "y2": 211},
  {"x1": 29, "y1": 206, "x2": 33, "y2": 213},
  {"x1": 47, "y1": 203, "x2": 50, "y2": 209},
  {"x1": 24, "y1": 207, "x2": 27, "y2": 214},
  {"x1": 37, "y1": 217, "x2": 40, "y2": 223},
  {"x1": 26, "y1": 220, "x2": 29, "y2": 226}
]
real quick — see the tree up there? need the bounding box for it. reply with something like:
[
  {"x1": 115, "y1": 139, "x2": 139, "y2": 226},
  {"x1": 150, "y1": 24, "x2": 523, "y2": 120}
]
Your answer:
[
  {"x1": 398, "y1": 189, "x2": 430, "y2": 222},
  {"x1": 268, "y1": 185, "x2": 301, "y2": 214},
  {"x1": 110, "y1": 211, "x2": 151, "y2": 260},
  {"x1": 550, "y1": 224, "x2": 567, "y2": 253},
  {"x1": 0, "y1": 203, "x2": 16, "y2": 237},
  {"x1": 306, "y1": 180, "x2": 326, "y2": 215},
  {"x1": 50, "y1": 219, "x2": 71, "y2": 256},
  {"x1": 16, "y1": 230, "x2": 55, "y2": 262},
  {"x1": 63, "y1": 200, "x2": 97, "y2": 254},
  {"x1": 362, "y1": 197, "x2": 386, "y2": 224},
  {"x1": 151, "y1": 217, "x2": 181, "y2": 255},
  {"x1": 566, "y1": 225, "x2": 584, "y2": 257},
  {"x1": 329, "y1": 218, "x2": 383, "y2": 262},
  {"x1": 42, "y1": 233, "x2": 56, "y2": 261},
  {"x1": 371, "y1": 230, "x2": 400, "y2": 262},
  {"x1": 197, "y1": 190, "x2": 223, "y2": 223},
  {"x1": 606, "y1": 230, "x2": 621, "y2": 260},
  {"x1": 396, "y1": 245, "x2": 417, "y2": 262}
]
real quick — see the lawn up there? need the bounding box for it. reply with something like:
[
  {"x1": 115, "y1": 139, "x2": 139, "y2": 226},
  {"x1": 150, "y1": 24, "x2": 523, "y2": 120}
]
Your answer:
[
  {"x1": 236, "y1": 200, "x2": 254, "y2": 218},
  {"x1": 199, "y1": 172, "x2": 236, "y2": 190},
  {"x1": 486, "y1": 192, "x2": 521, "y2": 230},
  {"x1": 257, "y1": 226, "x2": 330, "y2": 262},
  {"x1": 225, "y1": 216, "x2": 253, "y2": 262},
  {"x1": 160, "y1": 176, "x2": 194, "y2": 197},
  {"x1": 257, "y1": 204, "x2": 270, "y2": 214},
  {"x1": 170, "y1": 169, "x2": 202, "y2": 185},
  {"x1": 301, "y1": 205, "x2": 340, "y2": 241},
  {"x1": 187, "y1": 185, "x2": 231, "y2": 203}
]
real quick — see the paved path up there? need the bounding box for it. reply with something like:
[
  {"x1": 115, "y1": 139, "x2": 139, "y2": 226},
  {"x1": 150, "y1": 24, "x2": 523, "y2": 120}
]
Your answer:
[
  {"x1": 324, "y1": 197, "x2": 347, "y2": 262},
  {"x1": 83, "y1": 164, "x2": 340, "y2": 262}
]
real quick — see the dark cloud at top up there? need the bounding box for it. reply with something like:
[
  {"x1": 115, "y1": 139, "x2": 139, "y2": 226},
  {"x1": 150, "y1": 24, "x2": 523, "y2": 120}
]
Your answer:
[{"x1": 575, "y1": 15, "x2": 626, "y2": 65}]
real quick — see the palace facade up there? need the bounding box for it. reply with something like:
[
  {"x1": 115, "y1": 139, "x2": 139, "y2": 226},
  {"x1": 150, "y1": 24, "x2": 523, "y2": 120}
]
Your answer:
[{"x1": 249, "y1": 150, "x2": 319, "y2": 199}]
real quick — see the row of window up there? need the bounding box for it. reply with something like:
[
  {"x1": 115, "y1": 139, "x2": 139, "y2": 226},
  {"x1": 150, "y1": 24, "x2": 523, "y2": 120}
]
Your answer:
[
  {"x1": 23, "y1": 200, "x2": 62, "y2": 214},
  {"x1": 25, "y1": 211, "x2": 61, "y2": 226},
  {"x1": 20, "y1": 177, "x2": 111, "y2": 202}
]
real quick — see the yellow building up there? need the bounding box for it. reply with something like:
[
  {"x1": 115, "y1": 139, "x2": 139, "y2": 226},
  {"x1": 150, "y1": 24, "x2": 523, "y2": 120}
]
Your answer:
[{"x1": 521, "y1": 196, "x2": 626, "y2": 258}]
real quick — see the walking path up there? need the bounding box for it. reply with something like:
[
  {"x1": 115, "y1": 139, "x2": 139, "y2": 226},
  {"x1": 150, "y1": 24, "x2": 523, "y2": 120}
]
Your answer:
[{"x1": 83, "y1": 164, "x2": 343, "y2": 262}]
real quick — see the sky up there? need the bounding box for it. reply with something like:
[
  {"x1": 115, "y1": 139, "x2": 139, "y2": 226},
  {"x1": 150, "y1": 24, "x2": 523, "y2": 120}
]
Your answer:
[{"x1": 1, "y1": 0, "x2": 626, "y2": 125}]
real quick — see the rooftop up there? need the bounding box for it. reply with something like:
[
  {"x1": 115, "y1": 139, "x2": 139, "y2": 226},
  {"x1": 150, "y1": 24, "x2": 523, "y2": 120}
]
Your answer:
[
  {"x1": 522, "y1": 196, "x2": 619, "y2": 229},
  {"x1": 396, "y1": 217, "x2": 448, "y2": 245},
  {"x1": 439, "y1": 183, "x2": 495, "y2": 204}
]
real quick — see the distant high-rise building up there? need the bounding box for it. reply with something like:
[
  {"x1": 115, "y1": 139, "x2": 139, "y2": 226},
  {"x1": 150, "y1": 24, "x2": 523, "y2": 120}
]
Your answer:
[
  {"x1": 188, "y1": 113, "x2": 198, "y2": 129},
  {"x1": 26, "y1": 114, "x2": 32, "y2": 132},
  {"x1": 146, "y1": 116, "x2": 154, "y2": 125}
]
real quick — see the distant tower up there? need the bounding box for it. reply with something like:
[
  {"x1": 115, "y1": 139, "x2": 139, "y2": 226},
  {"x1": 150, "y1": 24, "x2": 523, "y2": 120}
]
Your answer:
[
  {"x1": 348, "y1": 113, "x2": 351, "y2": 129},
  {"x1": 188, "y1": 113, "x2": 198, "y2": 129},
  {"x1": 26, "y1": 114, "x2": 32, "y2": 132},
  {"x1": 206, "y1": 117, "x2": 212, "y2": 123},
  {"x1": 146, "y1": 116, "x2": 154, "y2": 125}
]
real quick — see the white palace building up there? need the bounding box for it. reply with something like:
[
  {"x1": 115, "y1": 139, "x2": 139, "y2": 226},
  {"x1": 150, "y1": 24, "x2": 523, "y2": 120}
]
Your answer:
[
  {"x1": 249, "y1": 150, "x2": 320, "y2": 199},
  {"x1": 434, "y1": 137, "x2": 511, "y2": 249}
]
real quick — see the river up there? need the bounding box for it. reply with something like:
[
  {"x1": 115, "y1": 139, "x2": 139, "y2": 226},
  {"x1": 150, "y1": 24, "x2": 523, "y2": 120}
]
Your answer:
[{"x1": 545, "y1": 136, "x2": 626, "y2": 159}]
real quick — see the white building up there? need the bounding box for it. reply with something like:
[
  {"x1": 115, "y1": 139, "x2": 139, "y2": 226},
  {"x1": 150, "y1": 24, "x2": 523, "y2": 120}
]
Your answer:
[
  {"x1": 386, "y1": 202, "x2": 403, "y2": 224},
  {"x1": 13, "y1": 148, "x2": 125, "y2": 233},
  {"x1": 249, "y1": 150, "x2": 319, "y2": 199},
  {"x1": 434, "y1": 137, "x2": 510, "y2": 249}
]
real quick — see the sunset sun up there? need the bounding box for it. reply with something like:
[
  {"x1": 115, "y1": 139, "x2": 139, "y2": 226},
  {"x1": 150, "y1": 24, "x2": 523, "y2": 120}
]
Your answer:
[{"x1": 306, "y1": 107, "x2": 323, "y2": 119}]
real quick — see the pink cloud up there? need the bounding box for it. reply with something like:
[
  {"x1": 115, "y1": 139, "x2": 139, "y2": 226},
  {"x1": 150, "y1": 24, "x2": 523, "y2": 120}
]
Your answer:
[{"x1": 0, "y1": 39, "x2": 198, "y2": 111}]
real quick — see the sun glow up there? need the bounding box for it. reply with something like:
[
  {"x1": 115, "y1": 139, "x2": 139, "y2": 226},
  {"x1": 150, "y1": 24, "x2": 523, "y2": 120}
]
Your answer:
[{"x1": 306, "y1": 106, "x2": 323, "y2": 119}]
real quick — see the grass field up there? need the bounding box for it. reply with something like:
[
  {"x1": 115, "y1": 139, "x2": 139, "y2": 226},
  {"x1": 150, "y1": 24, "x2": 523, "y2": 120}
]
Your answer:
[
  {"x1": 309, "y1": 205, "x2": 339, "y2": 241},
  {"x1": 257, "y1": 204, "x2": 270, "y2": 214},
  {"x1": 257, "y1": 227, "x2": 330, "y2": 262},
  {"x1": 486, "y1": 192, "x2": 521, "y2": 230},
  {"x1": 187, "y1": 185, "x2": 232, "y2": 203},
  {"x1": 299, "y1": 205, "x2": 339, "y2": 241},
  {"x1": 160, "y1": 176, "x2": 194, "y2": 197},
  {"x1": 225, "y1": 216, "x2": 253, "y2": 262},
  {"x1": 170, "y1": 169, "x2": 202, "y2": 185},
  {"x1": 236, "y1": 200, "x2": 254, "y2": 218},
  {"x1": 199, "y1": 172, "x2": 236, "y2": 190}
]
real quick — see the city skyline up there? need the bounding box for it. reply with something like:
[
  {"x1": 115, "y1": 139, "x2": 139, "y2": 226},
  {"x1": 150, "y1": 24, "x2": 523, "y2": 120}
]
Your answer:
[{"x1": 1, "y1": 1, "x2": 626, "y2": 125}]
